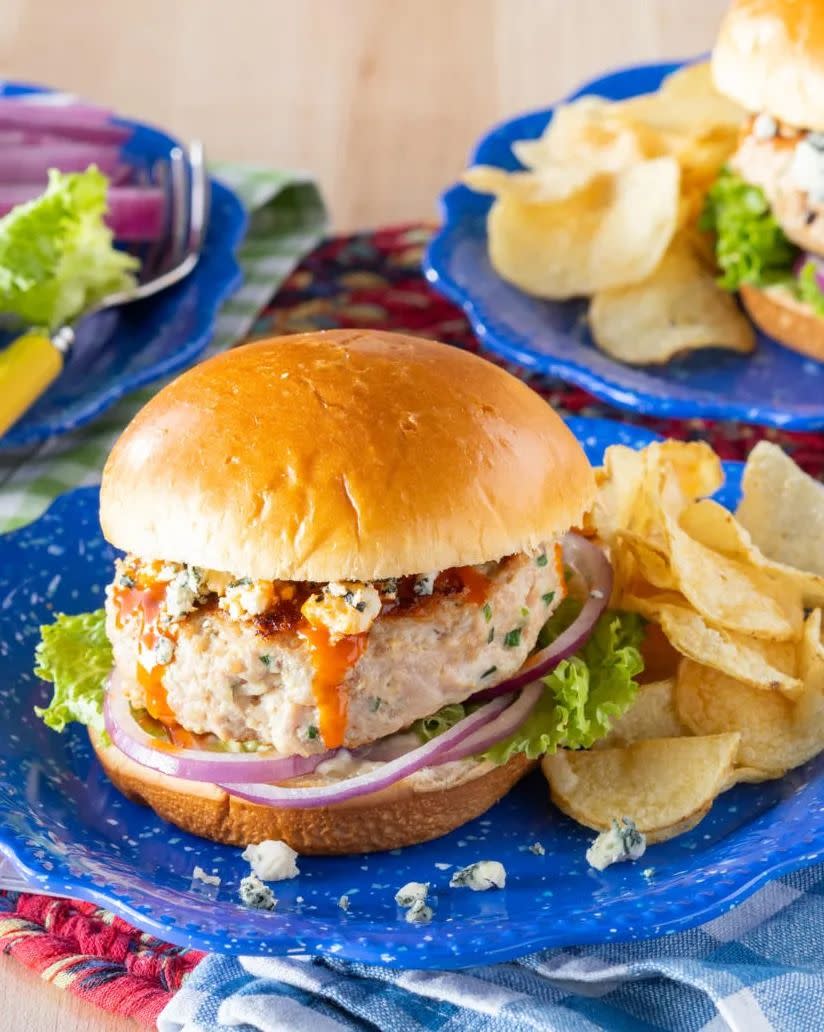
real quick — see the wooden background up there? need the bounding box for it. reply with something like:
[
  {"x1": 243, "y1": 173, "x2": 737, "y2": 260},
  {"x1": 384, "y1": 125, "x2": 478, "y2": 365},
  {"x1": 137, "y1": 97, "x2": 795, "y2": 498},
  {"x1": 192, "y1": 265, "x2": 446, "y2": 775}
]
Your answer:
[{"x1": 0, "y1": 0, "x2": 727, "y2": 1028}]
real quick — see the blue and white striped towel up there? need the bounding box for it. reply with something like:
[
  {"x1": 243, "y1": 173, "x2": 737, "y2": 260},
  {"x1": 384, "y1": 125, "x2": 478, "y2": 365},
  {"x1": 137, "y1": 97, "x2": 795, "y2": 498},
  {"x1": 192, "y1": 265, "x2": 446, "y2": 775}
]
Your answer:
[{"x1": 158, "y1": 862, "x2": 824, "y2": 1032}]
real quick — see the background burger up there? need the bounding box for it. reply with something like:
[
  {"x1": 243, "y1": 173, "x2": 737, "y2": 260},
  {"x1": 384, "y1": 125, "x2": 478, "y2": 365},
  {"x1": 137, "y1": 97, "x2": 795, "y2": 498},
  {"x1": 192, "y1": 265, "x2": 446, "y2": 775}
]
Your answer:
[
  {"x1": 34, "y1": 330, "x2": 643, "y2": 854},
  {"x1": 704, "y1": 0, "x2": 824, "y2": 361}
]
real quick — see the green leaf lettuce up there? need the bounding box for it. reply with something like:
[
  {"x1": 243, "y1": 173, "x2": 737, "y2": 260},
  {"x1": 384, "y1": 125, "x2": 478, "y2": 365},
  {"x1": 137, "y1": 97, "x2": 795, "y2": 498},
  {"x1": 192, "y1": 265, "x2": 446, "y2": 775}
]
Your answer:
[
  {"x1": 0, "y1": 167, "x2": 138, "y2": 329},
  {"x1": 34, "y1": 609, "x2": 111, "y2": 735},
  {"x1": 699, "y1": 167, "x2": 796, "y2": 291}
]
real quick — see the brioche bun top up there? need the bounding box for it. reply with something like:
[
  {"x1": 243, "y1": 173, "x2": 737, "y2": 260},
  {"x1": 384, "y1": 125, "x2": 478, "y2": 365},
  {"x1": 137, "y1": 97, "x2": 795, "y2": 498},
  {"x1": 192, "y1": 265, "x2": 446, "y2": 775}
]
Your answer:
[
  {"x1": 713, "y1": 0, "x2": 824, "y2": 128},
  {"x1": 101, "y1": 330, "x2": 594, "y2": 581}
]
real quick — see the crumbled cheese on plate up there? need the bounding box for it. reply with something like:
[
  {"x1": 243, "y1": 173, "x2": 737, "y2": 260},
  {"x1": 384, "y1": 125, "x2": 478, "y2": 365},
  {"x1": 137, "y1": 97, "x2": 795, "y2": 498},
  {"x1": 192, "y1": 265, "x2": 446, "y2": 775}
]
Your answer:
[
  {"x1": 586, "y1": 818, "x2": 647, "y2": 871},
  {"x1": 242, "y1": 840, "x2": 300, "y2": 881},
  {"x1": 239, "y1": 874, "x2": 277, "y2": 911},
  {"x1": 449, "y1": 860, "x2": 506, "y2": 891}
]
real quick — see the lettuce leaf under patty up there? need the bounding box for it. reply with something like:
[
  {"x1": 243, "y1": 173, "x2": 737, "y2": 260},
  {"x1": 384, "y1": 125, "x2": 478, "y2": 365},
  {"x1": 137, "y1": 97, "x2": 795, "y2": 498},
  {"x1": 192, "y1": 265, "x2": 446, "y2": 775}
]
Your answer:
[
  {"x1": 414, "y1": 604, "x2": 645, "y2": 761},
  {"x1": 34, "y1": 609, "x2": 110, "y2": 735},
  {"x1": 700, "y1": 167, "x2": 797, "y2": 291}
]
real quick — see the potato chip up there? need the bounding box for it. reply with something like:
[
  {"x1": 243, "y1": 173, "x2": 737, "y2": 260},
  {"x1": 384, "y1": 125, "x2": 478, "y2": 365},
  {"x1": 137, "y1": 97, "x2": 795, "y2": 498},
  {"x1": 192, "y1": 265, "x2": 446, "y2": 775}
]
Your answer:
[
  {"x1": 680, "y1": 498, "x2": 824, "y2": 608},
  {"x1": 621, "y1": 599, "x2": 803, "y2": 698},
  {"x1": 468, "y1": 157, "x2": 680, "y2": 299},
  {"x1": 675, "y1": 613, "x2": 824, "y2": 775},
  {"x1": 542, "y1": 733, "x2": 740, "y2": 843},
  {"x1": 620, "y1": 61, "x2": 744, "y2": 136},
  {"x1": 597, "y1": 678, "x2": 683, "y2": 748},
  {"x1": 663, "y1": 510, "x2": 802, "y2": 641},
  {"x1": 615, "y1": 531, "x2": 677, "y2": 591},
  {"x1": 727, "y1": 767, "x2": 781, "y2": 787},
  {"x1": 588, "y1": 445, "x2": 644, "y2": 541},
  {"x1": 589, "y1": 238, "x2": 755, "y2": 364},
  {"x1": 513, "y1": 96, "x2": 660, "y2": 192},
  {"x1": 736, "y1": 442, "x2": 824, "y2": 579}
]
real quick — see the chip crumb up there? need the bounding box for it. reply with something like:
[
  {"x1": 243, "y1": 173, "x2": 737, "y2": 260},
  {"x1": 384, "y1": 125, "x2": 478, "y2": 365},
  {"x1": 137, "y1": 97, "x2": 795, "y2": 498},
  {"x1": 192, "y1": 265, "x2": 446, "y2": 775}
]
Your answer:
[
  {"x1": 338, "y1": 894, "x2": 350, "y2": 912},
  {"x1": 528, "y1": 842, "x2": 545, "y2": 856},
  {"x1": 192, "y1": 865, "x2": 221, "y2": 888},
  {"x1": 642, "y1": 867, "x2": 656, "y2": 879}
]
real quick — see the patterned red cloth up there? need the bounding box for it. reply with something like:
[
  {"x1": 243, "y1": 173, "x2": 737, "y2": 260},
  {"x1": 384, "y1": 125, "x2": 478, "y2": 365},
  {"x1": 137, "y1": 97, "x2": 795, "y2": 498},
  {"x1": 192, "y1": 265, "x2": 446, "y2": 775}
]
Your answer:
[
  {"x1": 2, "y1": 223, "x2": 821, "y2": 1029},
  {"x1": 0, "y1": 893, "x2": 203, "y2": 1026}
]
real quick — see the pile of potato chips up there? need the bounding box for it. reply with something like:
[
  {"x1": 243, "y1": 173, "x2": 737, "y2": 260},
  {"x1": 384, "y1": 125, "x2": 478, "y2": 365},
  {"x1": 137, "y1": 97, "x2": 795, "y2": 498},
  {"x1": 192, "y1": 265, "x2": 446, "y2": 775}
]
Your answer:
[
  {"x1": 464, "y1": 63, "x2": 756, "y2": 365},
  {"x1": 542, "y1": 440, "x2": 824, "y2": 844}
]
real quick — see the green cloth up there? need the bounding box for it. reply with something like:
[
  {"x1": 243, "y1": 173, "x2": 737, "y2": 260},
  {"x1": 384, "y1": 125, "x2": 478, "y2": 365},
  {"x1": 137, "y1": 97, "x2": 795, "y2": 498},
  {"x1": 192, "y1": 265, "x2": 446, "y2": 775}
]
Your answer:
[{"x1": 0, "y1": 165, "x2": 326, "y2": 533}]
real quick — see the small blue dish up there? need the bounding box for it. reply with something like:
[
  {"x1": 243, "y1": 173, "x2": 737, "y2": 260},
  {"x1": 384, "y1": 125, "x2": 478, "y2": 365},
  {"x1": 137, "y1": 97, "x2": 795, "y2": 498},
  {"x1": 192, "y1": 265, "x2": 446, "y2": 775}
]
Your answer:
[
  {"x1": 0, "y1": 80, "x2": 247, "y2": 450},
  {"x1": 424, "y1": 60, "x2": 824, "y2": 430},
  {"x1": 2, "y1": 416, "x2": 822, "y2": 966}
]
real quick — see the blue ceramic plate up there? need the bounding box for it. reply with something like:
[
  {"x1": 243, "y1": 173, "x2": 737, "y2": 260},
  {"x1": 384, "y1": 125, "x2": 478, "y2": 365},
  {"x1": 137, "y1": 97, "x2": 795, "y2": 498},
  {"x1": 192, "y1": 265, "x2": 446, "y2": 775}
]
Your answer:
[
  {"x1": 424, "y1": 61, "x2": 824, "y2": 430},
  {"x1": 1, "y1": 417, "x2": 822, "y2": 966},
  {"x1": 0, "y1": 81, "x2": 247, "y2": 450}
]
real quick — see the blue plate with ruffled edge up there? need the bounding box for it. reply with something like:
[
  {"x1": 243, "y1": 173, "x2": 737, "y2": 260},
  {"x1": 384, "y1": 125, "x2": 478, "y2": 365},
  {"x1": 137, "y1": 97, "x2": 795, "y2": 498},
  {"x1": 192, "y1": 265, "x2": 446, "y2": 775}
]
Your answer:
[
  {"x1": 424, "y1": 60, "x2": 824, "y2": 430},
  {"x1": 2, "y1": 415, "x2": 823, "y2": 966},
  {"x1": 0, "y1": 80, "x2": 246, "y2": 450}
]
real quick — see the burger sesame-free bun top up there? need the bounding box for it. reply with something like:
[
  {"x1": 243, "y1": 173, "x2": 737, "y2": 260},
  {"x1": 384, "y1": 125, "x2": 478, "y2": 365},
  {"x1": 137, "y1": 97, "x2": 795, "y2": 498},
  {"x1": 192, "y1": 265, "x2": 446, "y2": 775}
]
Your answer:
[
  {"x1": 713, "y1": 0, "x2": 824, "y2": 129},
  {"x1": 100, "y1": 330, "x2": 595, "y2": 582}
]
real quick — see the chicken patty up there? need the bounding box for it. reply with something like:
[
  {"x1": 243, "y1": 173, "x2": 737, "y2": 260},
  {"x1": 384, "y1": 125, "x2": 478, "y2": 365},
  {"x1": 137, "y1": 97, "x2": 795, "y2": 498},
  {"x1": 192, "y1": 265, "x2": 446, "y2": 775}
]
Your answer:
[
  {"x1": 106, "y1": 550, "x2": 564, "y2": 756},
  {"x1": 732, "y1": 120, "x2": 824, "y2": 253}
]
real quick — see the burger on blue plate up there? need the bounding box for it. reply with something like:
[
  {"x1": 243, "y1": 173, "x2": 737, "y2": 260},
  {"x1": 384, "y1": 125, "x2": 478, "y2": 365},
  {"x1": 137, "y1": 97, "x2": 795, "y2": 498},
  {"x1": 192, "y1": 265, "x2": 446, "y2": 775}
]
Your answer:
[
  {"x1": 704, "y1": 0, "x2": 824, "y2": 361},
  {"x1": 34, "y1": 330, "x2": 643, "y2": 853}
]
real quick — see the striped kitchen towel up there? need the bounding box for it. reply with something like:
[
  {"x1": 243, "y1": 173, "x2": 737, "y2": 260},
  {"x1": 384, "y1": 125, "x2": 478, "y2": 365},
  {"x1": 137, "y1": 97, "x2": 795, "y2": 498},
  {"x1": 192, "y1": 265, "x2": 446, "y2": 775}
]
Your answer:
[{"x1": 159, "y1": 861, "x2": 824, "y2": 1032}]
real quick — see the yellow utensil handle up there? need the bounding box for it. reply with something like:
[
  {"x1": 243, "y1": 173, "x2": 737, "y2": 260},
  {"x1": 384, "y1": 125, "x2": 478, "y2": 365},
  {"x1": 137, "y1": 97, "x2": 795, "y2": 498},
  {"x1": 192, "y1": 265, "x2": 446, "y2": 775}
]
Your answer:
[{"x1": 0, "y1": 332, "x2": 64, "y2": 437}]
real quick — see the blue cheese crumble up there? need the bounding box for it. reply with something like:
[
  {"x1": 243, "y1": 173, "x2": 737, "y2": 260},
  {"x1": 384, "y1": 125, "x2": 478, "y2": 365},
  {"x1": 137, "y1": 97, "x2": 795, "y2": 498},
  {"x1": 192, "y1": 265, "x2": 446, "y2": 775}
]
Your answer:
[
  {"x1": 239, "y1": 874, "x2": 277, "y2": 911},
  {"x1": 395, "y1": 881, "x2": 432, "y2": 925},
  {"x1": 586, "y1": 818, "x2": 647, "y2": 872},
  {"x1": 395, "y1": 881, "x2": 429, "y2": 907},
  {"x1": 242, "y1": 840, "x2": 300, "y2": 881},
  {"x1": 449, "y1": 860, "x2": 506, "y2": 891}
]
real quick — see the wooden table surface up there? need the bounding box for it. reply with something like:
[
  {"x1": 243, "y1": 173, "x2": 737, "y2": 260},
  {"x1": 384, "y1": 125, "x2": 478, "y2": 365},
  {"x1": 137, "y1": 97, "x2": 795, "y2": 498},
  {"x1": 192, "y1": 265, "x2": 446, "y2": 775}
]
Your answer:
[{"x1": 0, "y1": 0, "x2": 728, "y2": 1027}]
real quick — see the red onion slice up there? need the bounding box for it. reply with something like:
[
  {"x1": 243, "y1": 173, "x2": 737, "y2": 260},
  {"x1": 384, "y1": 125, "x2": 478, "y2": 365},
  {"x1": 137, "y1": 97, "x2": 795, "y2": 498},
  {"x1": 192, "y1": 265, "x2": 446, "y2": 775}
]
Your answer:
[
  {"x1": 219, "y1": 693, "x2": 514, "y2": 809},
  {"x1": 436, "y1": 682, "x2": 543, "y2": 764},
  {"x1": 472, "y1": 533, "x2": 612, "y2": 701},
  {"x1": 104, "y1": 672, "x2": 334, "y2": 783}
]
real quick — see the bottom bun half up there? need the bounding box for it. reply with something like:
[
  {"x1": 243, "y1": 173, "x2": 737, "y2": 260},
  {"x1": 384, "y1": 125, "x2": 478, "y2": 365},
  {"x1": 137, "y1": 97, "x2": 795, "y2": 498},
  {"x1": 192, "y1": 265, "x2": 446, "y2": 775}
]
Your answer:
[
  {"x1": 89, "y1": 729, "x2": 533, "y2": 854},
  {"x1": 740, "y1": 284, "x2": 824, "y2": 362}
]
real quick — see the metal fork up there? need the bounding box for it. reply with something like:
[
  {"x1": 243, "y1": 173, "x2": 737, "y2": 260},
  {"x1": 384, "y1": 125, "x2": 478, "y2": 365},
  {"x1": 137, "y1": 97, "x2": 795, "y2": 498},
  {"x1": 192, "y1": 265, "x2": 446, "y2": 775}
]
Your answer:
[{"x1": 0, "y1": 140, "x2": 209, "y2": 438}]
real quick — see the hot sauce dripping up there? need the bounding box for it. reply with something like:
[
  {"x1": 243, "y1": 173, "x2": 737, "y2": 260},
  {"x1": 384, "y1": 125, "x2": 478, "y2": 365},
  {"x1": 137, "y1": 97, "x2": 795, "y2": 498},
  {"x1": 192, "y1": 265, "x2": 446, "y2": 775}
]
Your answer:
[
  {"x1": 453, "y1": 565, "x2": 491, "y2": 604},
  {"x1": 298, "y1": 621, "x2": 367, "y2": 749},
  {"x1": 112, "y1": 577, "x2": 178, "y2": 725}
]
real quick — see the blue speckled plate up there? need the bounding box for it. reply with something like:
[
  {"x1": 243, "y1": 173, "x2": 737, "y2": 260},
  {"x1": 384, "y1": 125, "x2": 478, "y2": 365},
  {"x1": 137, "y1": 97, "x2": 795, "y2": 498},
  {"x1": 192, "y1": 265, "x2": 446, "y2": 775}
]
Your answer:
[
  {"x1": 2, "y1": 416, "x2": 823, "y2": 967},
  {"x1": 0, "y1": 80, "x2": 247, "y2": 450},
  {"x1": 424, "y1": 61, "x2": 824, "y2": 430}
]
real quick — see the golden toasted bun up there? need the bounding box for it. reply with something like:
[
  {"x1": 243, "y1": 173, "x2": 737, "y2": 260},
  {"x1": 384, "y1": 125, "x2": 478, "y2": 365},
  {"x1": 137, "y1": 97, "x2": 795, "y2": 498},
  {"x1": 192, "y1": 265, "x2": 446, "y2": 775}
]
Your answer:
[
  {"x1": 89, "y1": 728, "x2": 533, "y2": 853},
  {"x1": 740, "y1": 283, "x2": 824, "y2": 361},
  {"x1": 100, "y1": 330, "x2": 594, "y2": 581},
  {"x1": 713, "y1": 0, "x2": 824, "y2": 128}
]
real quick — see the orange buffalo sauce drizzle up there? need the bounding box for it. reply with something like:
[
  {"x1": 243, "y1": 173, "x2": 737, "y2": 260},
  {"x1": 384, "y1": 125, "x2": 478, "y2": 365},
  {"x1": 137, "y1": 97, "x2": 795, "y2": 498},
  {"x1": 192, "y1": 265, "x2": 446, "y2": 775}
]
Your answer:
[
  {"x1": 452, "y1": 565, "x2": 490, "y2": 604},
  {"x1": 112, "y1": 579, "x2": 178, "y2": 726},
  {"x1": 298, "y1": 622, "x2": 367, "y2": 749}
]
